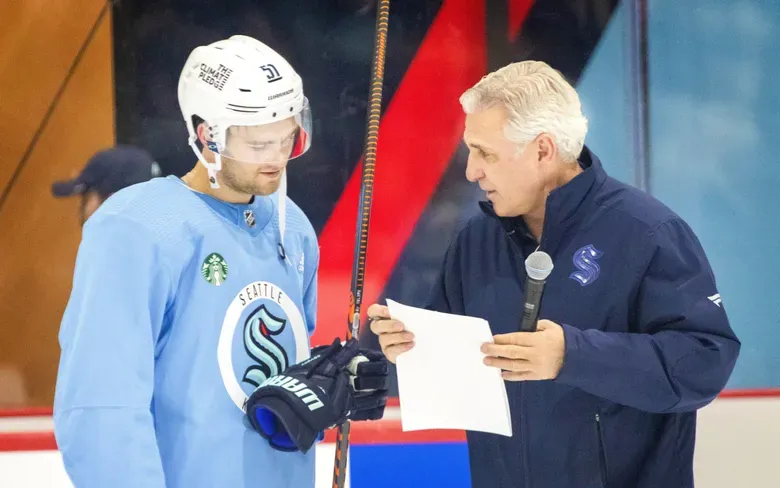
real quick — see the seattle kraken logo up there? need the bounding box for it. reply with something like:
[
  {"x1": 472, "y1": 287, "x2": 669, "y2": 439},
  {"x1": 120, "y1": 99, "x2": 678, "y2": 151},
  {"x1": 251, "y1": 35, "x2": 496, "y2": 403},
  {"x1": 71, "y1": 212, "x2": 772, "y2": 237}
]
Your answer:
[
  {"x1": 242, "y1": 305, "x2": 289, "y2": 387},
  {"x1": 569, "y1": 244, "x2": 604, "y2": 286}
]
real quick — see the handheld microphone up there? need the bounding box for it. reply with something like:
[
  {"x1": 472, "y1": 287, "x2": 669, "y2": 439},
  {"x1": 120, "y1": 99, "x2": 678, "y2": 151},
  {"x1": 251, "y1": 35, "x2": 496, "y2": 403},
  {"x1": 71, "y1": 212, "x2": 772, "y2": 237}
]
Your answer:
[{"x1": 519, "y1": 251, "x2": 554, "y2": 332}]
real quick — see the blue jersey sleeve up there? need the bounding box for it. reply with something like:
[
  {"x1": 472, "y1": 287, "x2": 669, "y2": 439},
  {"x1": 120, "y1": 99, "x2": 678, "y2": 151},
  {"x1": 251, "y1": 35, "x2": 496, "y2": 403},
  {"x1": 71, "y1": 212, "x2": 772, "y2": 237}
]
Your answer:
[
  {"x1": 555, "y1": 218, "x2": 741, "y2": 413},
  {"x1": 54, "y1": 214, "x2": 173, "y2": 487}
]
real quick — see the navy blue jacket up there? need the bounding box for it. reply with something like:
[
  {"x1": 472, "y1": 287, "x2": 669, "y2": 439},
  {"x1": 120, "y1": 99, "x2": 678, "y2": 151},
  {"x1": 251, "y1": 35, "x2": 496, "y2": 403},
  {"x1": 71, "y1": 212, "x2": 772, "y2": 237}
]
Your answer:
[{"x1": 426, "y1": 147, "x2": 740, "y2": 488}]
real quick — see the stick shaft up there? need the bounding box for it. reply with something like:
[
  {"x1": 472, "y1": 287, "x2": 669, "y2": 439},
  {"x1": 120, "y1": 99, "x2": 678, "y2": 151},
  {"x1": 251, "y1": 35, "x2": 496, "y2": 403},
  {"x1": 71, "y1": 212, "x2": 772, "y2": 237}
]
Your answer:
[{"x1": 331, "y1": 1, "x2": 390, "y2": 486}]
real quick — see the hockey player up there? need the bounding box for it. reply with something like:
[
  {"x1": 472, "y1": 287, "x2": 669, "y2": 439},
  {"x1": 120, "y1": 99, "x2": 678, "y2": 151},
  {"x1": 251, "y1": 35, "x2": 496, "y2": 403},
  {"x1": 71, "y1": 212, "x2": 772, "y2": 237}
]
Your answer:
[{"x1": 53, "y1": 35, "x2": 387, "y2": 488}]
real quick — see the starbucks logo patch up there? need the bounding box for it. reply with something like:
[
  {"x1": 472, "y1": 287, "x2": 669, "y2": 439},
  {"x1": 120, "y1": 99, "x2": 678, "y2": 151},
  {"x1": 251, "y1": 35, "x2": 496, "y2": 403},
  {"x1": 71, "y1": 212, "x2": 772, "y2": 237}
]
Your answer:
[{"x1": 202, "y1": 253, "x2": 228, "y2": 286}]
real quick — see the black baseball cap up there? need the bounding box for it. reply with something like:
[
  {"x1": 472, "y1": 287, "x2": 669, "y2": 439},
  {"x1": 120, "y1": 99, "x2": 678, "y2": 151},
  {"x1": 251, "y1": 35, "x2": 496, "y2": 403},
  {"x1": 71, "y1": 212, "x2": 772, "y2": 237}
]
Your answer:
[{"x1": 51, "y1": 145, "x2": 161, "y2": 198}]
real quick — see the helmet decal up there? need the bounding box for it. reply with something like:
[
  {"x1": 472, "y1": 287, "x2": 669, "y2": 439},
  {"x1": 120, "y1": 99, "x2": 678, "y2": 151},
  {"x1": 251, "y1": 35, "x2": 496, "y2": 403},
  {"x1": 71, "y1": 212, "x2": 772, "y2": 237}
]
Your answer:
[{"x1": 197, "y1": 62, "x2": 234, "y2": 91}]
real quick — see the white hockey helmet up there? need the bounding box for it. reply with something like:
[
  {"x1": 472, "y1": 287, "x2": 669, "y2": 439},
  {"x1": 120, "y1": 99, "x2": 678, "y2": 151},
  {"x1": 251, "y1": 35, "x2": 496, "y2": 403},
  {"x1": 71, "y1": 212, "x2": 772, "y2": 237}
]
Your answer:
[
  {"x1": 177, "y1": 35, "x2": 312, "y2": 188},
  {"x1": 178, "y1": 35, "x2": 311, "y2": 262}
]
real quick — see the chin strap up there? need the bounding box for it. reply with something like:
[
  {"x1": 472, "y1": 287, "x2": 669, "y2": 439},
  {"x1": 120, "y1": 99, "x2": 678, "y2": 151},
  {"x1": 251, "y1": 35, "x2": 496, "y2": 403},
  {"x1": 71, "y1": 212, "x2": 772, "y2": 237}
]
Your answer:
[
  {"x1": 209, "y1": 154, "x2": 222, "y2": 189},
  {"x1": 188, "y1": 137, "x2": 222, "y2": 189},
  {"x1": 277, "y1": 168, "x2": 289, "y2": 265}
]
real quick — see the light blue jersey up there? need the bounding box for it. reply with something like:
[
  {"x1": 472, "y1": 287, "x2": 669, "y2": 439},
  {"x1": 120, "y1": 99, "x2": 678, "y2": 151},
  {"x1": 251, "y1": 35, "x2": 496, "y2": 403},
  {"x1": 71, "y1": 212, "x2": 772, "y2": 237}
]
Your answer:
[{"x1": 53, "y1": 175, "x2": 320, "y2": 488}]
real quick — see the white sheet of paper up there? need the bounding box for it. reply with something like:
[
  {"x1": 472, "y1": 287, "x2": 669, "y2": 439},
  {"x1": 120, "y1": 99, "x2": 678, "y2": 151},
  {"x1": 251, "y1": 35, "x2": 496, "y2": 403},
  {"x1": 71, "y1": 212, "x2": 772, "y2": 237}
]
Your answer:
[{"x1": 386, "y1": 299, "x2": 512, "y2": 437}]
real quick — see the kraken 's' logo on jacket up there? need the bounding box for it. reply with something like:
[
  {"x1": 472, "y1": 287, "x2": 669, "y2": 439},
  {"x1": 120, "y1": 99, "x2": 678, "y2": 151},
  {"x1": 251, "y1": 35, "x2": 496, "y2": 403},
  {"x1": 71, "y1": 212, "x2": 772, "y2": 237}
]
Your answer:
[
  {"x1": 217, "y1": 281, "x2": 309, "y2": 412},
  {"x1": 569, "y1": 244, "x2": 604, "y2": 286},
  {"x1": 242, "y1": 305, "x2": 289, "y2": 387}
]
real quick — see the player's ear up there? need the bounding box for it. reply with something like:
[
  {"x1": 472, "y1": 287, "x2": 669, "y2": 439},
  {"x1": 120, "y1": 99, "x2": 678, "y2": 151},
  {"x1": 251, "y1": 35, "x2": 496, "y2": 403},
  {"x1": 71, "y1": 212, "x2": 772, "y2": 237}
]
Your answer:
[
  {"x1": 192, "y1": 115, "x2": 210, "y2": 147},
  {"x1": 196, "y1": 123, "x2": 209, "y2": 147}
]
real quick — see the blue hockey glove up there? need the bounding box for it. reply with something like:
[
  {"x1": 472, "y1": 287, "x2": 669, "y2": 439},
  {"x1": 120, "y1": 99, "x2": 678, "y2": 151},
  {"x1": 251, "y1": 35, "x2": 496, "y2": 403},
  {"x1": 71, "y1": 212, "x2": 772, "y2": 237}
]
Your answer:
[{"x1": 244, "y1": 338, "x2": 388, "y2": 453}]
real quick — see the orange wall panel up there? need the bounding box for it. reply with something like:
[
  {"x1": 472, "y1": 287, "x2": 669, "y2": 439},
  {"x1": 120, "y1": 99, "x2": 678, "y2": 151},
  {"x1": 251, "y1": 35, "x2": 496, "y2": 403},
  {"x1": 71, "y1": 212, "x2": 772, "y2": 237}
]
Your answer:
[
  {"x1": 0, "y1": 11, "x2": 115, "y2": 407},
  {"x1": 0, "y1": 0, "x2": 108, "y2": 193}
]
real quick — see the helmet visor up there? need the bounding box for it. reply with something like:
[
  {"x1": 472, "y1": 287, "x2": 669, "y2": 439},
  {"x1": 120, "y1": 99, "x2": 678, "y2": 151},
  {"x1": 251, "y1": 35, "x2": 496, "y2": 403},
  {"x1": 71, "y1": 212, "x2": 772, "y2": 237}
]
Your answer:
[{"x1": 215, "y1": 99, "x2": 312, "y2": 164}]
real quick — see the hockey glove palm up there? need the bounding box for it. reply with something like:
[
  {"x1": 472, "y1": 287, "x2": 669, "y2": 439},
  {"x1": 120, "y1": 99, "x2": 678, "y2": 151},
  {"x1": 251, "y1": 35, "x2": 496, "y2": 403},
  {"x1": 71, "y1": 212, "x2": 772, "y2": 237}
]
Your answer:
[{"x1": 347, "y1": 347, "x2": 389, "y2": 421}]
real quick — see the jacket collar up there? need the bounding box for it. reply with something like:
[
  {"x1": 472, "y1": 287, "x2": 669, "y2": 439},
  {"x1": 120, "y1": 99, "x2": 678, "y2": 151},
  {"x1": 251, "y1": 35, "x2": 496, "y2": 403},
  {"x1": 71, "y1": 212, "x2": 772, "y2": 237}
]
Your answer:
[{"x1": 479, "y1": 145, "x2": 607, "y2": 253}]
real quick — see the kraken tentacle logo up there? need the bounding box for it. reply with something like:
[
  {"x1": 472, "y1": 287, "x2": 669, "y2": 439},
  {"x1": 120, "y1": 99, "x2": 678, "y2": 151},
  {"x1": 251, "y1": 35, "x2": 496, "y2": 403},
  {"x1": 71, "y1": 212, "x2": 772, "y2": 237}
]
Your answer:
[
  {"x1": 569, "y1": 244, "x2": 604, "y2": 286},
  {"x1": 242, "y1": 305, "x2": 289, "y2": 387},
  {"x1": 218, "y1": 281, "x2": 310, "y2": 412}
]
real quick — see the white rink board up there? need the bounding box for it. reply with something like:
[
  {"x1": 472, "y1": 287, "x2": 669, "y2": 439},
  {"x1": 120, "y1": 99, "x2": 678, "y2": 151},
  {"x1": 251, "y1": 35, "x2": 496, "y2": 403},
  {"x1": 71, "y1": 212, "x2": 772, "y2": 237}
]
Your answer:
[{"x1": 0, "y1": 444, "x2": 349, "y2": 488}]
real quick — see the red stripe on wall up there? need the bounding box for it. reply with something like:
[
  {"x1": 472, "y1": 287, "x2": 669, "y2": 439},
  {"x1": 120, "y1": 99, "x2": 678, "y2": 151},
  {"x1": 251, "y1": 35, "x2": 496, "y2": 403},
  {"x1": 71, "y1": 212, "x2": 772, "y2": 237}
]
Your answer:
[
  {"x1": 509, "y1": 0, "x2": 535, "y2": 42},
  {"x1": 382, "y1": 389, "x2": 780, "y2": 402},
  {"x1": 0, "y1": 407, "x2": 53, "y2": 418},
  {"x1": 0, "y1": 425, "x2": 464, "y2": 453},
  {"x1": 310, "y1": 0, "x2": 490, "y2": 346},
  {"x1": 0, "y1": 432, "x2": 57, "y2": 452},
  {"x1": 718, "y1": 388, "x2": 780, "y2": 399}
]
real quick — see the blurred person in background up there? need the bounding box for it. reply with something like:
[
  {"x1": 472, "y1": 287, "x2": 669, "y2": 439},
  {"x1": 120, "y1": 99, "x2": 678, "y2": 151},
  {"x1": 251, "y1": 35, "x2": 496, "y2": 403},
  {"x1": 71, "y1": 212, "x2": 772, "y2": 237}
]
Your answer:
[{"x1": 51, "y1": 145, "x2": 161, "y2": 226}]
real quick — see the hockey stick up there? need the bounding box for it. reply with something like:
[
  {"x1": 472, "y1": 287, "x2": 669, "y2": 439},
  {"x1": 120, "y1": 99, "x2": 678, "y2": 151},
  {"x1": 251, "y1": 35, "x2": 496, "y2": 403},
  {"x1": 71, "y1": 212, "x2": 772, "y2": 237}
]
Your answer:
[{"x1": 331, "y1": 0, "x2": 390, "y2": 486}]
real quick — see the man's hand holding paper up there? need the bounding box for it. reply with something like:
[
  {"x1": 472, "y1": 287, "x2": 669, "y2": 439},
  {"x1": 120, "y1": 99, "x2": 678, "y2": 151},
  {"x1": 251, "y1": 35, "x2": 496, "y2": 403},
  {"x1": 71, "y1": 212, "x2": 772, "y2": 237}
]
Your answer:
[{"x1": 368, "y1": 299, "x2": 512, "y2": 437}]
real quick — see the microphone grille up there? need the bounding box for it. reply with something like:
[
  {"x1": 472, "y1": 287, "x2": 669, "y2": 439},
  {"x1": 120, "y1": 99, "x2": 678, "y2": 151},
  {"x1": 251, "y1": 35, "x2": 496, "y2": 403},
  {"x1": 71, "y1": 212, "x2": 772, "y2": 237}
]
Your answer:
[{"x1": 525, "y1": 251, "x2": 554, "y2": 281}]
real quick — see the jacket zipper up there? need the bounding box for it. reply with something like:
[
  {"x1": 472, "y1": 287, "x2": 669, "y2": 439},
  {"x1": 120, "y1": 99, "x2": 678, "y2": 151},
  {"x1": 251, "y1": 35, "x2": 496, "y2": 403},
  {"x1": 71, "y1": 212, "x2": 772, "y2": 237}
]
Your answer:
[
  {"x1": 520, "y1": 384, "x2": 530, "y2": 488},
  {"x1": 511, "y1": 219, "x2": 541, "y2": 488},
  {"x1": 595, "y1": 413, "x2": 607, "y2": 487},
  {"x1": 523, "y1": 234, "x2": 539, "y2": 488}
]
